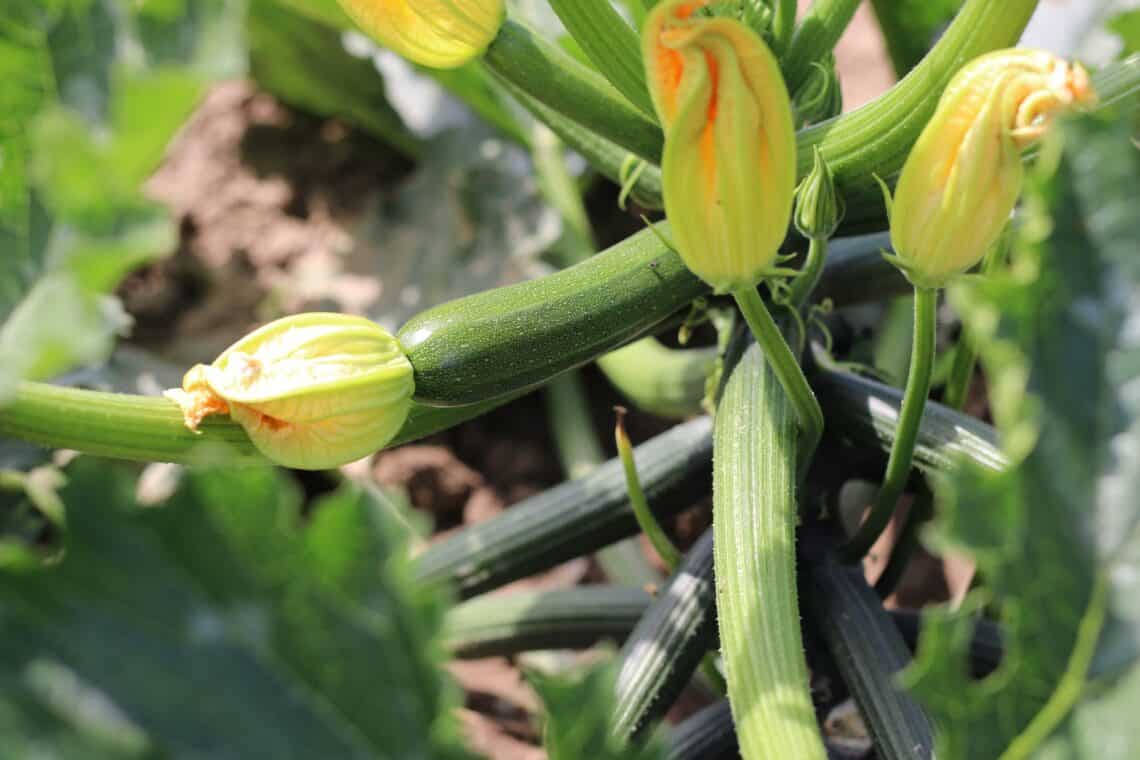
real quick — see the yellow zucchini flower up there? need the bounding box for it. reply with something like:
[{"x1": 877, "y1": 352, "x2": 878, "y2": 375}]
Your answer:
[
  {"x1": 643, "y1": 0, "x2": 796, "y2": 293},
  {"x1": 337, "y1": 0, "x2": 504, "y2": 69},
  {"x1": 166, "y1": 313, "x2": 414, "y2": 470},
  {"x1": 890, "y1": 49, "x2": 1095, "y2": 289}
]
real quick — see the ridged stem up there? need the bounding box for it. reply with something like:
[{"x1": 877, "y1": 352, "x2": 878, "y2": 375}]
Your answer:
[
  {"x1": 547, "y1": 0, "x2": 654, "y2": 115},
  {"x1": 733, "y1": 287, "x2": 823, "y2": 469},
  {"x1": 781, "y1": 0, "x2": 862, "y2": 91},
  {"x1": 483, "y1": 19, "x2": 664, "y2": 162},
  {"x1": 797, "y1": 0, "x2": 1039, "y2": 190},
  {"x1": 713, "y1": 341, "x2": 826, "y2": 760},
  {"x1": 771, "y1": 0, "x2": 797, "y2": 57},
  {"x1": 0, "y1": 382, "x2": 516, "y2": 467},
  {"x1": 841, "y1": 287, "x2": 938, "y2": 561}
]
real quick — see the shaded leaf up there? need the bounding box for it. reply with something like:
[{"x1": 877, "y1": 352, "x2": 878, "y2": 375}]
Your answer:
[
  {"x1": 0, "y1": 460, "x2": 469, "y2": 759},
  {"x1": 0, "y1": 0, "x2": 246, "y2": 402},
  {"x1": 908, "y1": 111, "x2": 1140, "y2": 758},
  {"x1": 869, "y1": 0, "x2": 961, "y2": 77},
  {"x1": 531, "y1": 658, "x2": 664, "y2": 760},
  {"x1": 1107, "y1": 10, "x2": 1140, "y2": 56}
]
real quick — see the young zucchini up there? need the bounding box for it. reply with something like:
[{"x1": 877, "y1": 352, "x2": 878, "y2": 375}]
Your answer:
[
  {"x1": 714, "y1": 341, "x2": 826, "y2": 760},
  {"x1": 399, "y1": 223, "x2": 704, "y2": 407}
]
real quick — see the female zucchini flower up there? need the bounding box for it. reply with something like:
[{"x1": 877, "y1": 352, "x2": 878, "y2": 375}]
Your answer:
[
  {"x1": 889, "y1": 49, "x2": 1095, "y2": 289},
  {"x1": 336, "y1": 0, "x2": 504, "y2": 69},
  {"x1": 643, "y1": 0, "x2": 796, "y2": 293},
  {"x1": 166, "y1": 313, "x2": 414, "y2": 470}
]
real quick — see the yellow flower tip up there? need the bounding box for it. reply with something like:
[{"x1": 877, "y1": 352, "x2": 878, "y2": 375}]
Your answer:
[
  {"x1": 643, "y1": 0, "x2": 796, "y2": 294},
  {"x1": 165, "y1": 313, "x2": 415, "y2": 470},
  {"x1": 890, "y1": 49, "x2": 1096, "y2": 290},
  {"x1": 164, "y1": 365, "x2": 230, "y2": 432},
  {"x1": 336, "y1": 0, "x2": 505, "y2": 69}
]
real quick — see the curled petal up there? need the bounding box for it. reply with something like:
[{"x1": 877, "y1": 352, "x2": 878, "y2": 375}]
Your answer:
[
  {"x1": 644, "y1": 0, "x2": 796, "y2": 293},
  {"x1": 337, "y1": 0, "x2": 504, "y2": 69},
  {"x1": 891, "y1": 49, "x2": 1095, "y2": 289}
]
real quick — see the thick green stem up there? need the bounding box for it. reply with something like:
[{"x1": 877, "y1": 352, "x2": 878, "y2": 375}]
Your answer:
[
  {"x1": 787, "y1": 236, "x2": 829, "y2": 310},
  {"x1": 0, "y1": 382, "x2": 518, "y2": 467},
  {"x1": 798, "y1": 0, "x2": 1039, "y2": 190},
  {"x1": 842, "y1": 287, "x2": 938, "y2": 562},
  {"x1": 733, "y1": 287, "x2": 823, "y2": 467},
  {"x1": 781, "y1": 0, "x2": 862, "y2": 91},
  {"x1": 771, "y1": 0, "x2": 797, "y2": 58},
  {"x1": 547, "y1": 0, "x2": 655, "y2": 116},
  {"x1": 714, "y1": 342, "x2": 826, "y2": 760},
  {"x1": 483, "y1": 19, "x2": 664, "y2": 162}
]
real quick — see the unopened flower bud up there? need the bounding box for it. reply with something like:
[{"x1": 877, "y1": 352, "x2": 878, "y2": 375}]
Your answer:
[
  {"x1": 890, "y1": 49, "x2": 1095, "y2": 289},
  {"x1": 643, "y1": 0, "x2": 796, "y2": 293},
  {"x1": 792, "y1": 55, "x2": 843, "y2": 126},
  {"x1": 336, "y1": 0, "x2": 504, "y2": 69},
  {"x1": 166, "y1": 313, "x2": 414, "y2": 470},
  {"x1": 794, "y1": 147, "x2": 844, "y2": 240}
]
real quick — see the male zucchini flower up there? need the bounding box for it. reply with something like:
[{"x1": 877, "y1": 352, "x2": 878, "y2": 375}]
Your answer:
[
  {"x1": 643, "y1": 0, "x2": 796, "y2": 293},
  {"x1": 166, "y1": 313, "x2": 414, "y2": 470},
  {"x1": 336, "y1": 0, "x2": 504, "y2": 69},
  {"x1": 889, "y1": 49, "x2": 1095, "y2": 289}
]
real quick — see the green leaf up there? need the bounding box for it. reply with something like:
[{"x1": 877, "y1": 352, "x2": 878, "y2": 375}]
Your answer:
[
  {"x1": 868, "y1": 0, "x2": 961, "y2": 77},
  {"x1": 1107, "y1": 10, "x2": 1140, "y2": 56},
  {"x1": 530, "y1": 658, "x2": 664, "y2": 760},
  {"x1": 907, "y1": 111, "x2": 1140, "y2": 759},
  {"x1": 0, "y1": 460, "x2": 470, "y2": 759},
  {"x1": 0, "y1": 0, "x2": 246, "y2": 403}
]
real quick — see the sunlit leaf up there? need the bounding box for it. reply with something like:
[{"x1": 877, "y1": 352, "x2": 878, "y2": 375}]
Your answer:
[{"x1": 908, "y1": 110, "x2": 1140, "y2": 758}]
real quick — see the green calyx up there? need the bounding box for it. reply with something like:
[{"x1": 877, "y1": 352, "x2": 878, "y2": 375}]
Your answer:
[
  {"x1": 794, "y1": 147, "x2": 845, "y2": 241},
  {"x1": 792, "y1": 54, "x2": 843, "y2": 127}
]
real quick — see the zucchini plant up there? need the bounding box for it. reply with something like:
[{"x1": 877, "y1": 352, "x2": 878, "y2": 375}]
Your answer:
[{"x1": 1, "y1": 1, "x2": 1140, "y2": 758}]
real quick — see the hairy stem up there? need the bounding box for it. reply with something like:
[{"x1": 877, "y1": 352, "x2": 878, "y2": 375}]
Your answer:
[
  {"x1": 842, "y1": 287, "x2": 938, "y2": 561},
  {"x1": 733, "y1": 286, "x2": 824, "y2": 470},
  {"x1": 714, "y1": 341, "x2": 826, "y2": 760}
]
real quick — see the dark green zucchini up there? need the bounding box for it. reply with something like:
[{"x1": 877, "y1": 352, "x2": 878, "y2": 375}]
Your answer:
[
  {"x1": 444, "y1": 586, "x2": 650, "y2": 659},
  {"x1": 399, "y1": 222, "x2": 705, "y2": 406},
  {"x1": 613, "y1": 529, "x2": 717, "y2": 742},
  {"x1": 800, "y1": 543, "x2": 934, "y2": 760},
  {"x1": 414, "y1": 416, "x2": 713, "y2": 598},
  {"x1": 666, "y1": 701, "x2": 738, "y2": 760}
]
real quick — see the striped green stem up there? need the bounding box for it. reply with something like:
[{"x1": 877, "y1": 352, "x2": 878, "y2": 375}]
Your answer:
[
  {"x1": 841, "y1": 287, "x2": 938, "y2": 562},
  {"x1": 484, "y1": 19, "x2": 664, "y2": 162},
  {"x1": 781, "y1": 0, "x2": 862, "y2": 91},
  {"x1": 733, "y1": 287, "x2": 823, "y2": 469},
  {"x1": 797, "y1": 0, "x2": 1039, "y2": 190},
  {"x1": 714, "y1": 341, "x2": 826, "y2": 760},
  {"x1": 547, "y1": 0, "x2": 655, "y2": 116}
]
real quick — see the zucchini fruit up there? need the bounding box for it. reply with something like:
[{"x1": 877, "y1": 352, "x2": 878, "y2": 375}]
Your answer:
[
  {"x1": 613, "y1": 529, "x2": 717, "y2": 742},
  {"x1": 414, "y1": 416, "x2": 713, "y2": 598},
  {"x1": 714, "y1": 342, "x2": 825, "y2": 760},
  {"x1": 399, "y1": 223, "x2": 705, "y2": 406}
]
